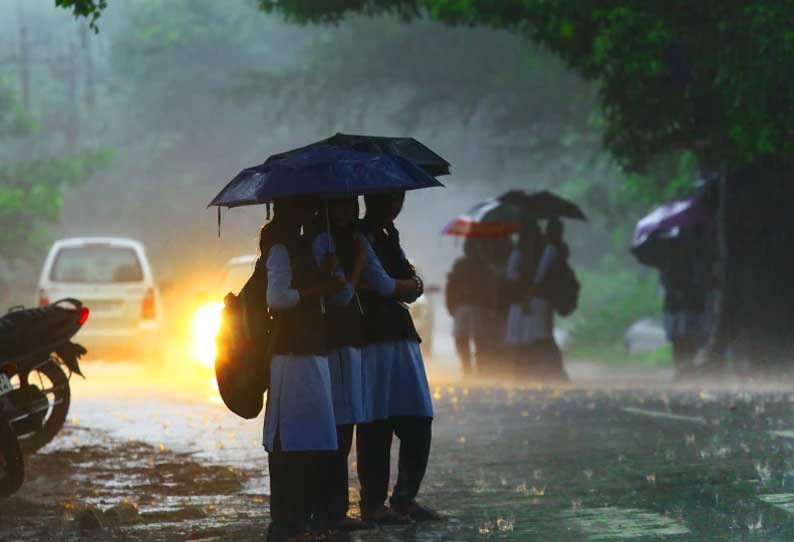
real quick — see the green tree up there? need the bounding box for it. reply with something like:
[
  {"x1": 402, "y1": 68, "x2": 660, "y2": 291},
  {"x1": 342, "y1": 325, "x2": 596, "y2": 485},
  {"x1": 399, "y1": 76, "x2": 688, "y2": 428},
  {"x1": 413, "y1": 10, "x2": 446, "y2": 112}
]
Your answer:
[
  {"x1": 253, "y1": 0, "x2": 794, "y2": 370},
  {"x1": 0, "y1": 79, "x2": 111, "y2": 300}
]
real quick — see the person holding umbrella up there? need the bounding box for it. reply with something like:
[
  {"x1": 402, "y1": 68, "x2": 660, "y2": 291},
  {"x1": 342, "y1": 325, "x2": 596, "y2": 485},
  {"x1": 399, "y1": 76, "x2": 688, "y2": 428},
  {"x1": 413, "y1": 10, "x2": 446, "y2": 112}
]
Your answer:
[
  {"x1": 631, "y1": 192, "x2": 716, "y2": 379},
  {"x1": 504, "y1": 220, "x2": 552, "y2": 380},
  {"x1": 532, "y1": 217, "x2": 573, "y2": 382},
  {"x1": 445, "y1": 238, "x2": 509, "y2": 377},
  {"x1": 445, "y1": 190, "x2": 584, "y2": 382},
  {"x1": 355, "y1": 191, "x2": 440, "y2": 523},
  {"x1": 209, "y1": 139, "x2": 446, "y2": 536},
  {"x1": 260, "y1": 196, "x2": 346, "y2": 540},
  {"x1": 309, "y1": 197, "x2": 369, "y2": 531}
]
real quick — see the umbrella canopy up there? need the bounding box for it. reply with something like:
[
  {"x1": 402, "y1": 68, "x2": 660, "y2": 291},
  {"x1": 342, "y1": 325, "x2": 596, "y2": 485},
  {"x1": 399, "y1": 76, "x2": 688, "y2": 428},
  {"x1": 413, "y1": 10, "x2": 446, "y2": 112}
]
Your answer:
[
  {"x1": 265, "y1": 133, "x2": 451, "y2": 177},
  {"x1": 504, "y1": 190, "x2": 587, "y2": 221},
  {"x1": 209, "y1": 146, "x2": 443, "y2": 208},
  {"x1": 442, "y1": 197, "x2": 522, "y2": 238},
  {"x1": 631, "y1": 197, "x2": 709, "y2": 267},
  {"x1": 442, "y1": 190, "x2": 586, "y2": 238}
]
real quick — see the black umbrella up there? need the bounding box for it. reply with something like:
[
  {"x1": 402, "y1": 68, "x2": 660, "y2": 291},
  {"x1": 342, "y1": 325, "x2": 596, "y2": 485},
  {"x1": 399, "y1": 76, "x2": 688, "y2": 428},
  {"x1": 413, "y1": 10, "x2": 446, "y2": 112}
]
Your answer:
[
  {"x1": 209, "y1": 146, "x2": 443, "y2": 209},
  {"x1": 265, "y1": 133, "x2": 451, "y2": 177},
  {"x1": 505, "y1": 190, "x2": 587, "y2": 221}
]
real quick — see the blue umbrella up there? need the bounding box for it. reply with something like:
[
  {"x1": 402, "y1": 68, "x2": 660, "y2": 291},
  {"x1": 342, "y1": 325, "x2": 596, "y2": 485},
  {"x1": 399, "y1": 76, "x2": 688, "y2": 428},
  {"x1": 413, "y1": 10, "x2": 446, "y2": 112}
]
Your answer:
[{"x1": 209, "y1": 146, "x2": 444, "y2": 209}]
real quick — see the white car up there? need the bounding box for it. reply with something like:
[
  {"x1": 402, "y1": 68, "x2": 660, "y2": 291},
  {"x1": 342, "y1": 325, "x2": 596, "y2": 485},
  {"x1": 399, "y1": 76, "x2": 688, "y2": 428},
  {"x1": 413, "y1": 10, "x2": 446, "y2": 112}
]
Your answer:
[
  {"x1": 219, "y1": 255, "x2": 257, "y2": 295},
  {"x1": 37, "y1": 237, "x2": 164, "y2": 359}
]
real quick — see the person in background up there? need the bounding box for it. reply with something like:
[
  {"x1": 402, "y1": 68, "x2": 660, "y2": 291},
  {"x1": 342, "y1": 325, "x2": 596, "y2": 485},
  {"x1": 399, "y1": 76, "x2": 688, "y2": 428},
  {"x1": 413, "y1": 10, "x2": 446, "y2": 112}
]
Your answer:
[
  {"x1": 504, "y1": 219, "x2": 569, "y2": 382},
  {"x1": 261, "y1": 197, "x2": 345, "y2": 540},
  {"x1": 356, "y1": 191, "x2": 440, "y2": 523},
  {"x1": 532, "y1": 218, "x2": 570, "y2": 382},
  {"x1": 446, "y1": 238, "x2": 504, "y2": 377},
  {"x1": 659, "y1": 233, "x2": 711, "y2": 380},
  {"x1": 311, "y1": 197, "x2": 368, "y2": 531},
  {"x1": 477, "y1": 236, "x2": 513, "y2": 376}
]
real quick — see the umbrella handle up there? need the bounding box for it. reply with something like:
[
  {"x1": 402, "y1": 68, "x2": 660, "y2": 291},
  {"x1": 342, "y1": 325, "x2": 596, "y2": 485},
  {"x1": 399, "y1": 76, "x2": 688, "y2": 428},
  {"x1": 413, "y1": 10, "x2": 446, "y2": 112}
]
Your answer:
[
  {"x1": 322, "y1": 198, "x2": 331, "y2": 315},
  {"x1": 324, "y1": 199, "x2": 332, "y2": 252}
]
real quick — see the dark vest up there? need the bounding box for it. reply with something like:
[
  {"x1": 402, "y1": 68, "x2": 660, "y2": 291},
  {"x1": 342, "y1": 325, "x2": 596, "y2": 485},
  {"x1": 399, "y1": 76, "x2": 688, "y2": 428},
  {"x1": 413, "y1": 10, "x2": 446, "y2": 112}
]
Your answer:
[
  {"x1": 325, "y1": 230, "x2": 366, "y2": 349},
  {"x1": 357, "y1": 220, "x2": 421, "y2": 344},
  {"x1": 269, "y1": 236, "x2": 328, "y2": 356}
]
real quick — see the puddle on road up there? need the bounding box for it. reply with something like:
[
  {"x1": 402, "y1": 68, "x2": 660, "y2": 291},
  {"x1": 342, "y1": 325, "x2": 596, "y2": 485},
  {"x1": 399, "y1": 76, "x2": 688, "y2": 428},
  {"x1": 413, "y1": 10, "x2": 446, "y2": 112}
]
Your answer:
[
  {"x1": 559, "y1": 507, "x2": 690, "y2": 540},
  {"x1": 11, "y1": 362, "x2": 794, "y2": 540},
  {"x1": 758, "y1": 493, "x2": 794, "y2": 513},
  {"x1": 622, "y1": 406, "x2": 707, "y2": 425}
]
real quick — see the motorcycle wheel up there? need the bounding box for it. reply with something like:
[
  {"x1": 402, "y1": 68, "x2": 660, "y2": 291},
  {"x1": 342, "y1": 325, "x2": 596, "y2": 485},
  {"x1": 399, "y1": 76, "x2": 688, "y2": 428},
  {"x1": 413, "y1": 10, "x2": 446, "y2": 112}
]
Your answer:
[
  {"x1": 15, "y1": 361, "x2": 70, "y2": 455},
  {"x1": 0, "y1": 417, "x2": 24, "y2": 498}
]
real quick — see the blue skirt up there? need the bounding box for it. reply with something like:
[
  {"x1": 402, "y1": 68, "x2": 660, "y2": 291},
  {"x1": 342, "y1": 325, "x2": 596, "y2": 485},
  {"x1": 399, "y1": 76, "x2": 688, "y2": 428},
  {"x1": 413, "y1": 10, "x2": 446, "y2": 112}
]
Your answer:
[
  {"x1": 506, "y1": 298, "x2": 553, "y2": 345},
  {"x1": 328, "y1": 346, "x2": 366, "y2": 426},
  {"x1": 263, "y1": 354, "x2": 338, "y2": 452},
  {"x1": 361, "y1": 340, "x2": 434, "y2": 422}
]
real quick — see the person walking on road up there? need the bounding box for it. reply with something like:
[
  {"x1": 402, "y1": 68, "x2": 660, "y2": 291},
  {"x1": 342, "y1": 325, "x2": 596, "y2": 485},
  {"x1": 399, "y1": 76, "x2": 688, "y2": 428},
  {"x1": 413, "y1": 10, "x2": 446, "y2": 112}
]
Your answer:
[
  {"x1": 446, "y1": 239, "x2": 506, "y2": 377},
  {"x1": 355, "y1": 191, "x2": 440, "y2": 524},
  {"x1": 659, "y1": 234, "x2": 712, "y2": 379},
  {"x1": 504, "y1": 220, "x2": 570, "y2": 383},
  {"x1": 531, "y1": 218, "x2": 571, "y2": 382}
]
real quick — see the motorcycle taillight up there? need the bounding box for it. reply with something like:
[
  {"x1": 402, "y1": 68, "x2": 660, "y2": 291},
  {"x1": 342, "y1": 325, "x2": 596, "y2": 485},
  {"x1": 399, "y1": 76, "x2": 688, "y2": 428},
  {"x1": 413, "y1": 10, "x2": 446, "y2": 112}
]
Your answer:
[
  {"x1": 78, "y1": 307, "x2": 90, "y2": 325},
  {"x1": 142, "y1": 288, "x2": 156, "y2": 320}
]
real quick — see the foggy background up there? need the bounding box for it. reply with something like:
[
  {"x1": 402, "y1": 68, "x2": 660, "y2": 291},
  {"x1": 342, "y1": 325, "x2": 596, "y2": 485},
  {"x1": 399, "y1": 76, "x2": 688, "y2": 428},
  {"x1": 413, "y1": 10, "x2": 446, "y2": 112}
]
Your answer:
[{"x1": 0, "y1": 0, "x2": 687, "y2": 361}]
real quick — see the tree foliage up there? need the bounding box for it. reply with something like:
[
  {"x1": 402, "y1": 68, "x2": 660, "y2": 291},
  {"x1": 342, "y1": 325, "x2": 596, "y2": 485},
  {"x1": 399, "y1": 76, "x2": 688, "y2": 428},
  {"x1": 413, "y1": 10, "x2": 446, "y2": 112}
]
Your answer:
[
  {"x1": 54, "y1": 0, "x2": 107, "y2": 30},
  {"x1": 260, "y1": 0, "x2": 794, "y2": 172}
]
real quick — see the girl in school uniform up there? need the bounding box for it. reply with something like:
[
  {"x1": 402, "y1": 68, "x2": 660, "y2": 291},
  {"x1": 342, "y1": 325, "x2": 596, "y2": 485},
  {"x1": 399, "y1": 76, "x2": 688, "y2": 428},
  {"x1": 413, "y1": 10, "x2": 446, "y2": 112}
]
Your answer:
[
  {"x1": 310, "y1": 197, "x2": 368, "y2": 530},
  {"x1": 261, "y1": 197, "x2": 345, "y2": 540},
  {"x1": 355, "y1": 191, "x2": 440, "y2": 523},
  {"x1": 504, "y1": 220, "x2": 568, "y2": 382}
]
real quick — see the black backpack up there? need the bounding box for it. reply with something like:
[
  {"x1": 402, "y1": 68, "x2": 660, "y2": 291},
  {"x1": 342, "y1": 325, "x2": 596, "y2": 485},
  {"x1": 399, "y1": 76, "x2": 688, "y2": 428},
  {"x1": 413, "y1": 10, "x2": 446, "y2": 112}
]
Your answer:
[
  {"x1": 215, "y1": 259, "x2": 272, "y2": 419},
  {"x1": 541, "y1": 259, "x2": 580, "y2": 317}
]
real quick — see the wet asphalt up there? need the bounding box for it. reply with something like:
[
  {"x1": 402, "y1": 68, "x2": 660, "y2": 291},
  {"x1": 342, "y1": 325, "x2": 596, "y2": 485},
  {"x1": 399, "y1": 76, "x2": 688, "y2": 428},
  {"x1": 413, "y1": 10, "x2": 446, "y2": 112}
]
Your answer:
[{"x1": 46, "y1": 358, "x2": 794, "y2": 542}]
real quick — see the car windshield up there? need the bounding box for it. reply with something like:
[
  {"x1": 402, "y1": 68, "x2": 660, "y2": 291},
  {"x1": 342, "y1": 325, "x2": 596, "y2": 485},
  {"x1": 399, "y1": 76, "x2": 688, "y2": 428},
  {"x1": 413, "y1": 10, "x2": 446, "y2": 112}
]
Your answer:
[{"x1": 51, "y1": 246, "x2": 144, "y2": 283}]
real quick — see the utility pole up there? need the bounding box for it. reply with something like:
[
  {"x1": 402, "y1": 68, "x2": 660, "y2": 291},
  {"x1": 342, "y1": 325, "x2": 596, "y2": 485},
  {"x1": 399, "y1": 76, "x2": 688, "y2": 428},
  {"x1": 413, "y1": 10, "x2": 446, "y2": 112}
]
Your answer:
[
  {"x1": 80, "y1": 22, "x2": 95, "y2": 109},
  {"x1": 18, "y1": 22, "x2": 31, "y2": 112},
  {"x1": 66, "y1": 39, "x2": 79, "y2": 151}
]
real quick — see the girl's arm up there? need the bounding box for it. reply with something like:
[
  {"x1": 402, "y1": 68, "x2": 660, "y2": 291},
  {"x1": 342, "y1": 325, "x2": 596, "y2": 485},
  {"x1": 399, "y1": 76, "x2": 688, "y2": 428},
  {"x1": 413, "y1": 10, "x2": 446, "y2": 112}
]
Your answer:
[
  {"x1": 312, "y1": 232, "x2": 355, "y2": 306},
  {"x1": 359, "y1": 237, "x2": 421, "y2": 301},
  {"x1": 266, "y1": 244, "x2": 300, "y2": 311}
]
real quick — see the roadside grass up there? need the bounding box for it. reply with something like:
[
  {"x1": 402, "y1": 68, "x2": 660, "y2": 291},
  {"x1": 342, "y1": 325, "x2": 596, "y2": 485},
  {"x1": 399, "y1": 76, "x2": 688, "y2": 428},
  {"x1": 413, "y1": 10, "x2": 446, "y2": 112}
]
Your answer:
[{"x1": 562, "y1": 266, "x2": 672, "y2": 368}]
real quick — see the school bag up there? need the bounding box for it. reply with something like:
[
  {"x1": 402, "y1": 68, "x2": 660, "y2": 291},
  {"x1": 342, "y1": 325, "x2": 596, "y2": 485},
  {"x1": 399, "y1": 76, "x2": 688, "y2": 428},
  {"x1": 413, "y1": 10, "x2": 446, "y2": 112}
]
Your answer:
[
  {"x1": 215, "y1": 258, "x2": 272, "y2": 419},
  {"x1": 541, "y1": 259, "x2": 580, "y2": 317}
]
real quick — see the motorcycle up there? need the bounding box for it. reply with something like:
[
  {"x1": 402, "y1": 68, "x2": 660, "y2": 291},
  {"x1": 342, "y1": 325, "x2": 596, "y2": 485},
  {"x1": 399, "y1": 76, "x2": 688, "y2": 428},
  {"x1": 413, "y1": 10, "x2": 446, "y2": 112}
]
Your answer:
[{"x1": 0, "y1": 298, "x2": 89, "y2": 497}]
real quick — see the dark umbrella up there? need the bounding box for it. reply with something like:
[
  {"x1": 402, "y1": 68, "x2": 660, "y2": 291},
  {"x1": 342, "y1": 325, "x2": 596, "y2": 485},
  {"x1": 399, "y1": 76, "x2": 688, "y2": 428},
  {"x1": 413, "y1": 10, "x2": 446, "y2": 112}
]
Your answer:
[
  {"x1": 266, "y1": 133, "x2": 451, "y2": 177},
  {"x1": 209, "y1": 146, "x2": 443, "y2": 209},
  {"x1": 631, "y1": 197, "x2": 708, "y2": 267},
  {"x1": 506, "y1": 190, "x2": 587, "y2": 221},
  {"x1": 442, "y1": 189, "x2": 586, "y2": 238}
]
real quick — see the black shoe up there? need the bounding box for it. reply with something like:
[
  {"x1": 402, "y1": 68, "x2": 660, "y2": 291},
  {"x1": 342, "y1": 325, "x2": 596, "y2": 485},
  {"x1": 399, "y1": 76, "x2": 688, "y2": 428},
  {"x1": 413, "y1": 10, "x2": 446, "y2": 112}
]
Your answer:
[
  {"x1": 391, "y1": 501, "x2": 444, "y2": 522},
  {"x1": 267, "y1": 523, "x2": 308, "y2": 541},
  {"x1": 335, "y1": 517, "x2": 373, "y2": 531},
  {"x1": 360, "y1": 505, "x2": 411, "y2": 525}
]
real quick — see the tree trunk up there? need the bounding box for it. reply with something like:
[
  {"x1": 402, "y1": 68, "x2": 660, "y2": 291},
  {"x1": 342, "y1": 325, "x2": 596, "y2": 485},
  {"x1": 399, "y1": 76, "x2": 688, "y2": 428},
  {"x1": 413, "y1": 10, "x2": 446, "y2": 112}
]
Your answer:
[{"x1": 712, "y1": 158, "x2": 794, "y2": 374}]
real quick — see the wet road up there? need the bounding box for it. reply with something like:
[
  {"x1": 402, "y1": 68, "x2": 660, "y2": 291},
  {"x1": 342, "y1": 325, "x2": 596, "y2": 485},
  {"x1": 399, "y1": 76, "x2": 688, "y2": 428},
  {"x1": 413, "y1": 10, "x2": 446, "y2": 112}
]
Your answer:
[{"x1": 13, "y1": 358, "x2": 794, "y2": 541}]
